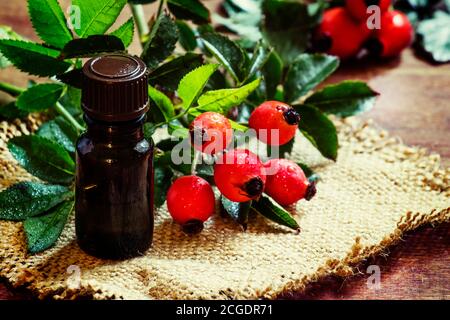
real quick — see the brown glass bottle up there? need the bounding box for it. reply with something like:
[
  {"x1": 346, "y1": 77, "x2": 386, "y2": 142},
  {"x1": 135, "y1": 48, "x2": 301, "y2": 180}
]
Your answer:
[{"x1": 75, "y1": 54, "x2": 154, "y2": 260}]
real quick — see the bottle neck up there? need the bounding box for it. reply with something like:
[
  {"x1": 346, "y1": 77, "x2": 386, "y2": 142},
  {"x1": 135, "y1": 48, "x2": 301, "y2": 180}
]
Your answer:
[{"x1": 84, "y1": 114, "x2": 145, "y2": 143}]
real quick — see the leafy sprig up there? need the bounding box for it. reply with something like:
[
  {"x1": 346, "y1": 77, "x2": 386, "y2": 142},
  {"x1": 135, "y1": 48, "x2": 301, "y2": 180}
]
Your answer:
[{"x1": 0, "y1": 0, "x2": 379, "y2": 253}]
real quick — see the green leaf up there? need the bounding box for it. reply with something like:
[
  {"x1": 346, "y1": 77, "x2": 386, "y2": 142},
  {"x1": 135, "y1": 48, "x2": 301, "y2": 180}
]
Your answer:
[
  {"x1": 294, "y1": 104, "x2": 338, "y2": 161},
  {"x1": 244, "y1": 40, "x2": 272, "y2": 82},
  {"x1": 0, "y1": 102, "x2": 28, "y2": 120},
  {"x1": 0, "y1": 40, "x2": 70, "y2": 77},
  {"x1": 0, "y1": 25, "x2": 23, "y2": 68},
  {"x1": 262, "y1": 0, "x2": 324, "y2": 65},
  {"x1": 141, "y1": 13, "x2": 179, "y2": 69},
  {"x1": 58, "y1": 85, "x2": 82, "y2": 115},
  {"x1": 72, "y1": 0, "x2": 127, "y2": 37},
  {"x1": 195, "y1": 78, "x2": 261, "y2": 114},
  {"x1": 220, "y1": 195, "x2": 251, "y2": 230},
  {"x1": 200, "y1": 32, "x2": 245, "y2": 82},
  {"x1": 167, "y1": 0, "x2": 210, "y2": 24},
  {"x1": 56, "y1": 68, "x2": 83, "y2": 89},
  {"x1": 24, "y1": 200, "x2": 74, "y2": 253},
  {"x1": 128, "y1": 0, "x2": 157, "y2": 3},
  {"x1": 154, "y1": 154, "x2": 174, "y2": 207},
  {"x1": 305, "y1": 81, "x2": 379, "y2": 117},
  {"x1": 8, "y1": 135, "x2": 75, "y2": 184},
  {"x1": 28, "y1": 0, "x2": 73, "y2": 49},
  {"x1": 262, "y1": 50, "x2": 283, "y2": 99},
  {"x1": 37, "y1": 116, "x2": 78, "y2": 154},
  {"x1": 0, "y1": 181, "x2": 72, "y2": 221},
  {"x1": 148, "y1": 85, "x2": 175, "y2": 121},
  {"x1": 16, "y1": 83, "x2": 64, "y2": 112},
  {"x1": 143, "y1": 122, "x2": 156, "y2": 141},
  {"x1": 110, "y1": 17, "x2": 135, "y2": 47},
  {"x1": 284, "y1": 54, "x2": 339, "y2": 103},
  {"x1": 251, "y1": 194, "x2": 300, "y2": 230},
  {"x1": 417, "y1": 11, "x2": 450, "y2": 63},
  {"x1": 149, "y1": 53, "x2": 203, "y2": 91},
  {"x1": 59, "y1": 35, "x2": 125, "y2": 59},
  {"x1": 176, "y1": 20, "x2": 197, "y2": 51},
  {"x1": 177, "y1": 64, "x2": 218, "y2": 109}
]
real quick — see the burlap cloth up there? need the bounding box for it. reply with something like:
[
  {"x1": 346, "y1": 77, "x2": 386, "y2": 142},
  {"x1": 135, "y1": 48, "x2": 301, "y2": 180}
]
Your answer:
[{"x1": 0, "y1": 115, "x2": 449, "y2": 300}]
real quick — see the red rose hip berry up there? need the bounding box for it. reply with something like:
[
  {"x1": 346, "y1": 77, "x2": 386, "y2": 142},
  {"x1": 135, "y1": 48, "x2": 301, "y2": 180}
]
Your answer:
[
  {"x1": 345, "y1": 0, "x2": 391, "y2": 22},
  {"x1": 249, "y1": 101, "x2": 300, "y2": 146},
  {"x1": 366, "y1": 10, "x2": 413, "y2": 58},
  {"x1": 214, "y1": 149, "x2": 266, "y2": 202},
  {"x1": 264, "y1": 159, "x2": 316, "y2": 206},
  {"x1": 189, "y1": 112, "x2": 232, "y2": 155},
  {"x1": 314, "y1": 7, "x2": 371, "y2": 59},
  {"x1": 167, "y1": 175, "x2": 215, "y2": 234}
]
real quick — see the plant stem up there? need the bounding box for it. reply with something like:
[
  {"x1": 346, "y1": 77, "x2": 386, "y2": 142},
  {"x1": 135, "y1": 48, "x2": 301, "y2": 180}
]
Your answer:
[
  {"x1": 191, "y1": 150, "x2": 201, "y2": 175},
  {"x1": 55, "y1": 102, "x2": 85, "y2": 132},
  {"x1": 0, "y1": 82, "x2": 25, "y2": 97},
  {"x1": 129, "y1": 4, "x2": 150, "y2": 46},
  {"x1": 156, "y1": 0, "x2": 165, "y2": 17}
]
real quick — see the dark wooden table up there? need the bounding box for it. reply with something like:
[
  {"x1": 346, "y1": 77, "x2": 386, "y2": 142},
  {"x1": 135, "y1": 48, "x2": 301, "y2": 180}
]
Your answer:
[{"x1": 0, "y1": 1, "x2": 449, "y2": 300}]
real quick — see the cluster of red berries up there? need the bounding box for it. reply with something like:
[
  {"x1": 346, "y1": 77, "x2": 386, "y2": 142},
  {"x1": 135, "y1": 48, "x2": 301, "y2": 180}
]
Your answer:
[
  {"x1": 315, "y1": 0, "x2": 413, "y2": 59},
  {"x1": 166, "y1": 101, "x2": 315, "y2": 233}
]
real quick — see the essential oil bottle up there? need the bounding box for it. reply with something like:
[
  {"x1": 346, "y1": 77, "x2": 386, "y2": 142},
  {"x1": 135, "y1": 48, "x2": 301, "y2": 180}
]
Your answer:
[{"x1": 75, "y1": 54, "x2": 154, "y2": 260}]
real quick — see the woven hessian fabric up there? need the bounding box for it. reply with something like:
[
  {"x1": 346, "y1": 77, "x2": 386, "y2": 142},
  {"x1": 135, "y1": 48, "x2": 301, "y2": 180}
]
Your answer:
[{"x1": 0, "y1": 115, "x2": 449, "y2": 299}]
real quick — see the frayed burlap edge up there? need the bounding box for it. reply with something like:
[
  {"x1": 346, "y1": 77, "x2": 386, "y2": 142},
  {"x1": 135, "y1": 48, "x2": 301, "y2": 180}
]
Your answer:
[{"x1": 0, "y1": 114, "x2": 449, "y2": 300}]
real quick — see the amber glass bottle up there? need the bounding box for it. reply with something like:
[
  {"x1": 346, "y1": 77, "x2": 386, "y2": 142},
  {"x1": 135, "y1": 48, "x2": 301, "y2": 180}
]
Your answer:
[{"x1": 75, "y1": 54, "x2": 154, "y2": 259}]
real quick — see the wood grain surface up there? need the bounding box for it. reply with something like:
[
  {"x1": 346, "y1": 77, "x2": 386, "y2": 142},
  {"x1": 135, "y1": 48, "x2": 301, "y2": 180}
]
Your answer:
[{"x1": 0, "y1": 1, "x2": 449, "y2": 300}]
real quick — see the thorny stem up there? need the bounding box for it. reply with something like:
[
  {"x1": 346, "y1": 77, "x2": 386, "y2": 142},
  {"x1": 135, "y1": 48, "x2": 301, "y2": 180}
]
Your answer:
[
  {"x1": 129, "y1": 4, "x2": 150, "y2": 46},
  {"x1": 55, "y1": 102, "x2": 85, "y2": 133},
  {"x1": 0, "y1": 81, "x2": 24, "y2": 97},
  {"x1": 0, "y1": 81, "x2": 85, "y2": 133}
]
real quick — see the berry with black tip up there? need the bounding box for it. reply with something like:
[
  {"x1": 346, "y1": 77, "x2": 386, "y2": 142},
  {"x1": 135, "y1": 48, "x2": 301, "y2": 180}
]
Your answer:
[
  {"x1": 264, "y1": 159, "x2": 316, "y2": 206},
  {"x1": 214, "y1": 149, "x2": 266, "y2": 202},
  {"x1": 189, "y1": 112, "x2": 232, "y2": 155},
  {"x1": 167, "y1": 175, "x2": 215, "y2": 234},
  {"x1": 248, "y1": 101, "x2": 300, "y2": 146}
]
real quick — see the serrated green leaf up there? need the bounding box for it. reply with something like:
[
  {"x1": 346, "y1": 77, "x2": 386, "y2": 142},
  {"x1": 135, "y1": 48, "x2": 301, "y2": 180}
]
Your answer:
[
  {"x1": 149, "y1": 53, "x2": 203, "y2": 91},
  {"x1": 220, "y1": 195, "x2": 251, "y2": 230},
  {"x1": 24, "y1": 200, "x2": 74, "y2": 254},
  {"x1": 8, "y1": 135, "x2": 75, "y2": 184},
  {"x1": 16, "y1": 83, "x2": 64, "y2": 112},
  {"x1": 305, "y1": 81, "x2": 379, "y2": 117},
  {"x1": 284, "y1": 54, "x2": 339, "y2": 103},
  {"x1": 417, "y1": 11, "x2": 450, "y2": 63},
  {"x1": 110, "y1": 17, "x2": 134, "y2": 47},
  {"x1": 0, "y1": 26, "x2": 23, "y2": 68},
  {"x1": 72, "y1": 0, "x2": 127, "y2": 37},
  {"x1": 128, "y1": 0, "x2": 157, "y2": 3},
  {"x1": 58, "y1": 85, "x2": 82, "y2": 115},
  {"x1": 148, "y1": 85, "x2": 175, "y2": 122},
  {"x1": 0, "y1": 181, "x2": 73, "y2": 221},
  {"x1": 28, "y1": 0, "x2": 73, "y2": 49},
  {"x1": 56, "y1": 68, "x2": 83, "y2": 89},
  {"x1": 0, "y1": 102, "x2": 28, "y2": 120},
  {"x1": 262, "y1": 50, "x2": 283, "y2": 99},
  {"x1": 176, "y1": 20, "x2": 197, "y2": 51},
  {"x1": 0, "y1": 40, "x2": 70, "y2": 76},
  {"x1": 194, "y1": 78, "x2": 261, "y2": 114},
  {"x1": 141, "y1": 13, "x2": 179, "y2": 69},
  {"x1": 58, "y1": 35, "x2": 125, "y2": 59},
  {"x1": 251, "y1": 194, "x2": 300, "y2": 230},
  {"x1": 200, "y1": 32, "x2": 245, "y2": 82},
  {"x1": 37, "y1": 116, "x2": 78, "y2": 154},
  {"x1": 177, "y1": 64, "x2": 218, "y2": 109},
  {"x1": 167, "y1": 0, "x2": 210, "y2": 24},
  {"x1": 244, "y1": 40, "x2": 272, "y2": 83},
  {"x1": 262, "y1": 0, "x2": 324, "y2": 65},
  {"x1": 294, "y1": 104, "x2": 338, "y2": 161}
]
